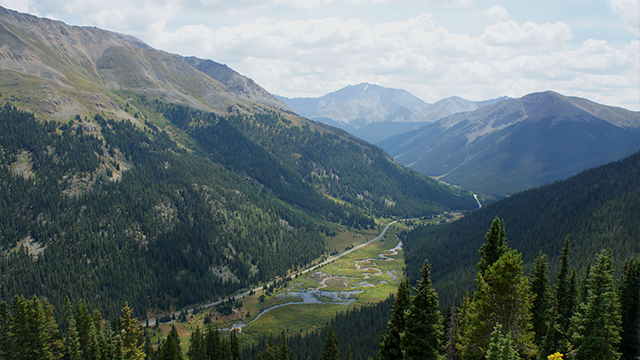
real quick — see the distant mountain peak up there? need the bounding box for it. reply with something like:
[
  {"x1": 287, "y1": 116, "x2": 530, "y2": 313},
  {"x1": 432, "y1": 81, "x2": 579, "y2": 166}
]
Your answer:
[{"x1": 378, "y1": 90, "x2": 640, "y2": 197}]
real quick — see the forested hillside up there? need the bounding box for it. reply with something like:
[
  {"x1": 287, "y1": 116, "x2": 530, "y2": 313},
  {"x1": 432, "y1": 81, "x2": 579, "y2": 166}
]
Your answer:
[
  {"x1": 0, "y1": 104, "x2": 324, "y2": 318},
  {"x1": 401, "y1": 151, "x2": 640, "y2": 308},
  {"x1": 378, "y1": 222, "x2": 640, "y2": 360},
  {"x1": 0, "y1": 94, "x2": 475, "y2": 319},
  {"x1": 146, "y1": 97, "x2": 477, "y2": 219}
]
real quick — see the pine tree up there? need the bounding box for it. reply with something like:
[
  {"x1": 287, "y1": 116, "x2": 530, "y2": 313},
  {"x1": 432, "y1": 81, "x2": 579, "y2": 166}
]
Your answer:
[
  {"x1": 188, "y1": 326, "x2": 206, "y2": 360},
  {"x1": 204, "y1": 326, "x2": 222, "y2": 360},
  {"x1": 442, "y1": 304, "x2": 458, "y2": 360},
  {"x1": 278, "y1": 329, "x2": 293, "y2": 360},
  {"x1": 257, "y1": 334, "x2": 278, "y2": 360},
  {"x1": 401, "y1": 259, "x2": 444, "y2": 360},
  {"x1": 461, "y1": 250, "x2": 536, "y2": 359},
  {"x1": 570, "y1": 250, "x2": 622, "y2": 360},
  {"x1": 119, "y1": 303, "x2": 146, "y2": 360},
  {"x1": 378, "y1": 278, "x2": 411, "y2": 360},
  {"x1": 343, "y1": 346, "x2": 352, "y2": 360},
  {"x1": 531, "y1": 251, "x2": 550, "y2": 349},
  {"x1": 321, "y1": 325, "x2": 341, "y2": 360},
  {"x1": 11, "y1": 295, "x2": 63, "y2": 360},
  {"x1": 64, "y1": 316, "x2": 83, "y2": 360},
  {"x1": 75, "y1": 301, "x2": 94, "y2": 360},
  {"x1": 230, "y1": 330, "x2": 240, "y2": 360},
  {"x1": 619, "y1": 257, "x2": 640, "y2": 360},
  {"x1": 161, "y1": 325, "x2": 182, "y2": 360},
  {"x1": 541, "y1": 236, "x2": 576, "y2": 357},
  {"x1": 143, "y1": 335, "x2": 155, "y2": 360},
  {"x1": 478, "y1": 217, "x2": 507, "y2": 276},
  {"x1": 486, "y1": 323, "x2": 519, "y2": 360},
  {"x1": 0, "y1": 301, "x2": 12, "y2": 360},
  {"x1": 453, "y1": 292, "x2": 472, "y2": 359}
]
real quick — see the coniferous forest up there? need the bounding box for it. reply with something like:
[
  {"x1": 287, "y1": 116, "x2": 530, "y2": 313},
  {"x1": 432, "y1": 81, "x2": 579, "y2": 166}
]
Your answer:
[
  {"x1": 2, "y1": 218, "x2": 637, "y2": 360},
  {"x1": 0, "y1": 97, "x2": 638, "y2": 360},
  {"x1": 0, "y1": 104, "x2": 325, "y2": 318}
]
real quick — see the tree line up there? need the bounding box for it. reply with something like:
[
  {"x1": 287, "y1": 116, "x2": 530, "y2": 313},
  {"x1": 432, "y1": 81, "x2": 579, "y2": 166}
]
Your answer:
[
  {"x1": 378, "y1": 217, "x2": 640, "y2": 360},
  {"x1": 402, "y1": 151, "x2": 640, "y2": 308}
]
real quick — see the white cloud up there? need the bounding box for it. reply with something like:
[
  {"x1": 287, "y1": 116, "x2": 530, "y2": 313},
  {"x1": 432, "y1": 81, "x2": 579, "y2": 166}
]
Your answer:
[
  {"x1": 609, "y1": 0, "x2": 640, "y2": 36},
  {"x1": 486, "y1": 5, "x2": 509, "y2": 21},
  {"x1": 143, "y1": 12, "x2": 640, "y2": 109},
  {"x1": 1, "y1": 0, "x2": 31, "y2": 12},
  {"x1": 2, "y1": 0, "x2": 638, "y2": 110},
  {"x1": 481, "y1": 20, "x2": 573, "y2": 48}
]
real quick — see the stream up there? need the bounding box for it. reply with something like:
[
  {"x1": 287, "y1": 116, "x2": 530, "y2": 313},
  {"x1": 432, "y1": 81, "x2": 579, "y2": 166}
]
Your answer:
[{"x1": 222, "y1": 241, "x2": 403, "y2": 331}]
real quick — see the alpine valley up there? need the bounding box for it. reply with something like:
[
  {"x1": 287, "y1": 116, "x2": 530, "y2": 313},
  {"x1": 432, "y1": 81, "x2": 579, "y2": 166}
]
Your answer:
[{"x1": 1, "y1": 6, "x2": 639, "y2": 360}]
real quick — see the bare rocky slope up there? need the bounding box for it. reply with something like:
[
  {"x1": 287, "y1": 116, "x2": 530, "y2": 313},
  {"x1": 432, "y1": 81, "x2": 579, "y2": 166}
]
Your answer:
[{"x1": 0, "y1": 6, "x2": 286, "y2": 120}]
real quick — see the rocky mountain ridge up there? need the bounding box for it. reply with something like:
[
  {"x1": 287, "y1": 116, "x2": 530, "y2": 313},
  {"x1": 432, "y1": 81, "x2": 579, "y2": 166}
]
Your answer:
[
  {"x1": 0, "y1": 6, "x2": 287, "y2": 120},
  {"x1": 378, "y1": 91, "x2": 640, "y2": 196}
]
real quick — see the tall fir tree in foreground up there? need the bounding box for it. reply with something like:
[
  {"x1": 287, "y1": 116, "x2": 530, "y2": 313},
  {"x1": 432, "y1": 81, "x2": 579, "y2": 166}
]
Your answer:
[
  {"x1": 119, "y1": 303, "x2": 146, "y2": 360},
  {"x1": 477, "y1": 217, "x2": 507, "y2": 276},
  {"x1": 401, "y1": 260, "x2": 444, "y2": 360},
  {"x1": 619, "y1": 257, "x2": 640, "y2": 360},
  {"x1": 460, "y1": 250, "x2": 536, "y2": 359},
  {"x1": 570, "y1": 250, "x2": 621, "y2": 360},
  {"x1": 378, "y1": 278, "x2": 411, "y2": 360},
  {"x1": 541, "y1": 236, "x2": 576, "y2": 358},
  {"x1": 530, "y1": 251, "x2": 550, "y2": 350}
]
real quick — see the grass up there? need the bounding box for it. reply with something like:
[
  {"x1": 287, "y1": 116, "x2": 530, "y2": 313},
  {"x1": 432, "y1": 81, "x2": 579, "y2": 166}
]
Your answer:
[{"x1": 142, "y1": 220, "x2": 408, "y2": 349}]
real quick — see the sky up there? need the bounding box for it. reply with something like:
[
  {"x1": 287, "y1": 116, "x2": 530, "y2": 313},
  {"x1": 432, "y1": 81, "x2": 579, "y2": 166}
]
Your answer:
[{"x1": 3, "y1": 0, "x2": 640, "y2": 110}]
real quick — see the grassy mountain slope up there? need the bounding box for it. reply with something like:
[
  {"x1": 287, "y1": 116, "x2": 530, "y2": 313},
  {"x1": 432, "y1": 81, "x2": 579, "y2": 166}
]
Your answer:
[
  {"x1": 401, "y1": 151, "x2": 640, "y2": 307},
  {"x1": 379, "y1": 91, "x2": 640, "y2": 197},
  {"x1": 0, "y1": 6, "x2": 272, "y2": 120}
]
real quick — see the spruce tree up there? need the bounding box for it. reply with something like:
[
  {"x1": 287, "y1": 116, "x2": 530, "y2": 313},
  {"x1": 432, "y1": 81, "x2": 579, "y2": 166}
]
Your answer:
[
  {"x1": 478, "y1": 216, "x2": 507, "y2": 276},
  {"x1": 230, "y1": 330, "x2": 240, "y2": 360},
  {"x1": 541, "y1": 236, "x2": 575, "y2": 357},
  {"x1": 257, "y1": 334, "x2": 278, "y2": 360},
  {"x1": 63, "y1": 317, "x2": 83, "y2": 360},
  {"x1": 161, "y1": 325, "x2": 182, "y2": 360},
  {"x1": 75, "y1": 301, "x2": 94, "y2": 360},
  {"x1": 188, "y1": 326, "x2": 206, "y2": 360},
  {"x1": 321, "y1": 325, "x2": 341, "y2": 360},
  {"x1": 343, "y1": 346, "x2": 352, "y2": 360},
  {"x1": 461, "y1": 250, "x2": 536, "y2": 359},
  {"x1": 0, "y1": 301, "x2": 11, "y2": 360},
  {"x1": 486, "y1": 323, "x2": 519, "y2": 360},
  {"x1": 119, "y1": 303, "x2": 146, "y2": 360},
  {"x1": 378, "y1": 278, "x2": 410, "y2": 360},
  {"x1": 204, "y1": 326, "x2": 222, "y2": 360},
  {"x1": 401, "y1": 259, "x2": 444, "y2": 360},
  {"x1": 619, "y1": 257, "x2": 640, "y2": 360},
  {"x1": 570, "y1": 250, "x2": 622, "y2": 360},
  {"x1": 143, "y1": 336, "x2": 155, "y2": 360},
  {"x1": 277, "y1": 329, "x2": 293, "y2": 360},
  {"x1": 453, "y1": 292, "x2": 472, "y2": 359},
  {"x1": 530, "y1": 251, "x2": 550, "y2": 349}
]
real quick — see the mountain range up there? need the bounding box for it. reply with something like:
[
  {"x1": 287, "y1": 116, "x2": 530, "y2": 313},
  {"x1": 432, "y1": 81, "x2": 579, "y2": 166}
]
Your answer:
[
  {"x1": 0, "y1": 6, "x2": 288, "y2": 119},
  {"x1": 278, "y1": 84, "x2": 506, "y2": 143},
  {"x1": 0, "y1": 6, "x2": 476, "y2": 317},
  {"x1": 378, "y1": 91, "x2": 640, "y2": 197}
]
